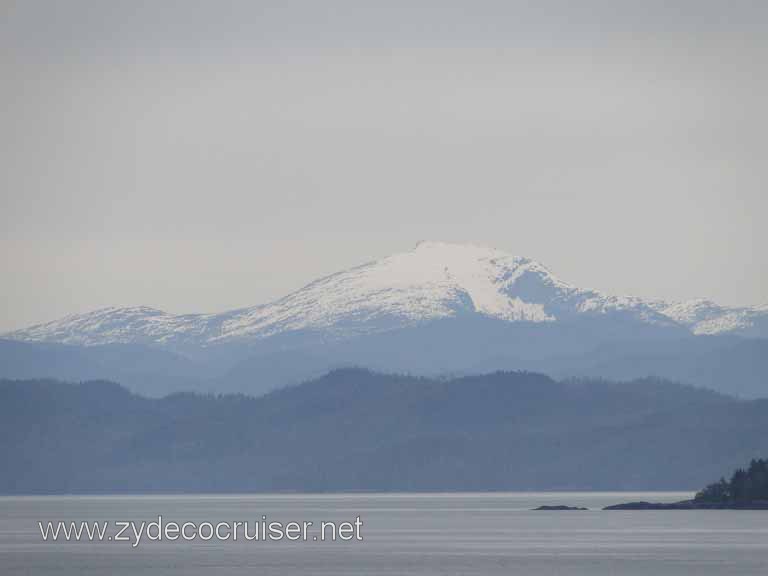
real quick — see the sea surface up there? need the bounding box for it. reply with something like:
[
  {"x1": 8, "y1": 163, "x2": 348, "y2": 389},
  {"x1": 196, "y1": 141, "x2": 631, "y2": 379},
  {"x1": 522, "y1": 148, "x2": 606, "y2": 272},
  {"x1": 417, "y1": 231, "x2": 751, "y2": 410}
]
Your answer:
[{"x1": 2, "y1": 492, "x2": 768, "y2": 575}]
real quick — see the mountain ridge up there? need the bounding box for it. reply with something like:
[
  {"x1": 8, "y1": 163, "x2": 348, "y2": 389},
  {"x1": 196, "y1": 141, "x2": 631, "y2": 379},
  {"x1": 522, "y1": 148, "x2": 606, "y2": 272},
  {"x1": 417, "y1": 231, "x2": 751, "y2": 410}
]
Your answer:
[
  {"x1": 2, "y1": 370, "x2": 766, "y2": 493},
  {"x1": 6, "y1": 241, "x2": 767, "y2": 347}
]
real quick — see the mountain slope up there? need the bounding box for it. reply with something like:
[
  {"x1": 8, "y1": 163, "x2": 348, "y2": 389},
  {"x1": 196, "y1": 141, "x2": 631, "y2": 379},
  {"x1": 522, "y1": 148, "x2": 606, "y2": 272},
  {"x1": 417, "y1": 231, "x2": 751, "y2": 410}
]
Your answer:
[
  {"x1": 6, "y1": 241, "x2": 767, "y2": 348},
  {"x1": 4, "y1": 242, "x2": 767, "y2": 399}
]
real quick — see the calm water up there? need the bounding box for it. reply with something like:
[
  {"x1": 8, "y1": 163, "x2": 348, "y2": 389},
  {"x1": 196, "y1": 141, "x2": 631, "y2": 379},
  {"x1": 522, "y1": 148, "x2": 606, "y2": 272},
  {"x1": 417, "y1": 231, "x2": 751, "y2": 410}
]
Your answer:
[{"x1": 2, "y1": 492, "x2": 768, "y2": 575}]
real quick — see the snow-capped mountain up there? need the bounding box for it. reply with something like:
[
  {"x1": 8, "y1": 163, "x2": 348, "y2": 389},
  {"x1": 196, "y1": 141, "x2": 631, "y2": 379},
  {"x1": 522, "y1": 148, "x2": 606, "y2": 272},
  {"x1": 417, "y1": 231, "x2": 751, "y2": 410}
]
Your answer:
[
  {"x1": 652, "y1": 299, "x2": 768, "y2": 336},
  {"x1": 6, "y1": 241, "x2": 768, "y2": 347}
]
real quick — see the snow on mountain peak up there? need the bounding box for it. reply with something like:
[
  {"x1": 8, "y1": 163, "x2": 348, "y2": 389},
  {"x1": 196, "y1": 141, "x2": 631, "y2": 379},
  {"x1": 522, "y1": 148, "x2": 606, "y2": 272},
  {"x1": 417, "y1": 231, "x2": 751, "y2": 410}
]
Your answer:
[
  {"x1": 5, "y1": 242, "x2": 767, "y2": 346},
  {"x1": 212, "y1": 241, "x2": 565, "y2": 342},
  {"x1": 655, "y1": 298, "x2": 767, "y2": 335}
]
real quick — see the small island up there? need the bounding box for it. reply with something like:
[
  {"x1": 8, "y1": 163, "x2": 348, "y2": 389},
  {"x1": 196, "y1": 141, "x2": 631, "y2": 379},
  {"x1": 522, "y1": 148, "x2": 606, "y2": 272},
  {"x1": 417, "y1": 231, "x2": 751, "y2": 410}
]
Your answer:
[
  {"x1": 532, "y1": 505, "x2": 588, "y2": 511},
  {"x1": 605, "y1": 458, "x2": 768, "y2": 510}
]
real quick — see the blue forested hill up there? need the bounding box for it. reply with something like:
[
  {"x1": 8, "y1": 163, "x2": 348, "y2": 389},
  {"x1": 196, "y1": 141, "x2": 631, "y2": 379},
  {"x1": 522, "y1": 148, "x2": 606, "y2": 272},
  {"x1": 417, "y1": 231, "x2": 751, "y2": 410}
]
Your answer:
[
  {"x1": 2, "y1": 332, "x2": 768, "y2": 399},
  {"x1": 1, "y1": 369, "x2": 766, "y2": 494}
]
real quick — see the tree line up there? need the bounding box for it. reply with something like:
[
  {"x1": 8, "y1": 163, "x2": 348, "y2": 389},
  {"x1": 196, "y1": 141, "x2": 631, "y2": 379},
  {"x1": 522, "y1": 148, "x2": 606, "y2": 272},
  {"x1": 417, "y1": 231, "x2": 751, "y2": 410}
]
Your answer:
[{"x1": 695, "y1": 458, "x2": 768, "y2": 503}]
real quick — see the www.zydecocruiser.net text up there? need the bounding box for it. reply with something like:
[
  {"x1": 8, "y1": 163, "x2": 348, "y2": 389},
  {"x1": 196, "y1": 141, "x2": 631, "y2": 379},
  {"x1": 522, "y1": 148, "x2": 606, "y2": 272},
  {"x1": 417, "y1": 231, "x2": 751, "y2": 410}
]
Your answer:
[{"x1": 38, "y1": 516, "x2": 364, "y2": 547}]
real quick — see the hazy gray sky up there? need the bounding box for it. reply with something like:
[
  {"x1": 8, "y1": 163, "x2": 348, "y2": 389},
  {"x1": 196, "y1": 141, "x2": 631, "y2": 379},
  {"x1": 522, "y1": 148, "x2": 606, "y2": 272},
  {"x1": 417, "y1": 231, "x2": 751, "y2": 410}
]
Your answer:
[{"x1": 1, "y1": 0, "x2": 766, "y2": 331}]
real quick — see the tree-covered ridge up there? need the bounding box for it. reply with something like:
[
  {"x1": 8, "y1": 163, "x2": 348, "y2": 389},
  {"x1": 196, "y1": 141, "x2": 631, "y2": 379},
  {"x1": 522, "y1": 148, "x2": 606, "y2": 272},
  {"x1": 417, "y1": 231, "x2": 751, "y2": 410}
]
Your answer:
[
  {"x1": 2, "y1": 370, "x2": 768, "y2": 493},
  {"x1": 695, "y1": 459, "x2": 768, "y2": 503}
]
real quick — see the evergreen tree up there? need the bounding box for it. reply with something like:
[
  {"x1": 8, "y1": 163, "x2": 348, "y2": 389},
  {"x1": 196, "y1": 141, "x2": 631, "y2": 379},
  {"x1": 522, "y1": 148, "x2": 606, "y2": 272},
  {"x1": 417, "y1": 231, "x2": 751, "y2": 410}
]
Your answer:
[{"x1": 695, "y1": 459, "x2": 768, "y2": 503}]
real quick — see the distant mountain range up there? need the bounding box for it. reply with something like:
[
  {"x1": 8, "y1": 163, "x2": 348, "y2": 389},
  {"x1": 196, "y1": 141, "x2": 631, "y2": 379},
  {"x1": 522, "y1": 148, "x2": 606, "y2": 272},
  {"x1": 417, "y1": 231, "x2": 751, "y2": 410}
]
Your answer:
[
  {"x1": 7, "y1": 241, "x2": 768, "y2": 345},
  {"x1": 2, "y1": 370, "x2": 767, "y2": 493},
  {"x1": 3, "y1": 242, "x2": 767, "y2": 397}
]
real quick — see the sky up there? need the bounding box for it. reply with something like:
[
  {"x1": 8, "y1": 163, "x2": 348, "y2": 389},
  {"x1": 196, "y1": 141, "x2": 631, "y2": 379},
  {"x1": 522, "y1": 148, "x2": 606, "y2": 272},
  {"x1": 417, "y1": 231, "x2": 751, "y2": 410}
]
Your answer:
[{"x1": 1, "y1": 0, "x2": 766, "y2": 332}]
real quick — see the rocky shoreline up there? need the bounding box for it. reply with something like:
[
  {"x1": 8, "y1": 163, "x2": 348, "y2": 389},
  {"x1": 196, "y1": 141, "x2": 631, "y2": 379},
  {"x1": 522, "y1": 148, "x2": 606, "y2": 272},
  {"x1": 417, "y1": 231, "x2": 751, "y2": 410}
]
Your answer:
[
  {"x1": 603, "y1": 500, "x2": 768, "y2": 510},
  {"x1": 531, "y1": 500, "x2": 768, "y2": 511}
]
